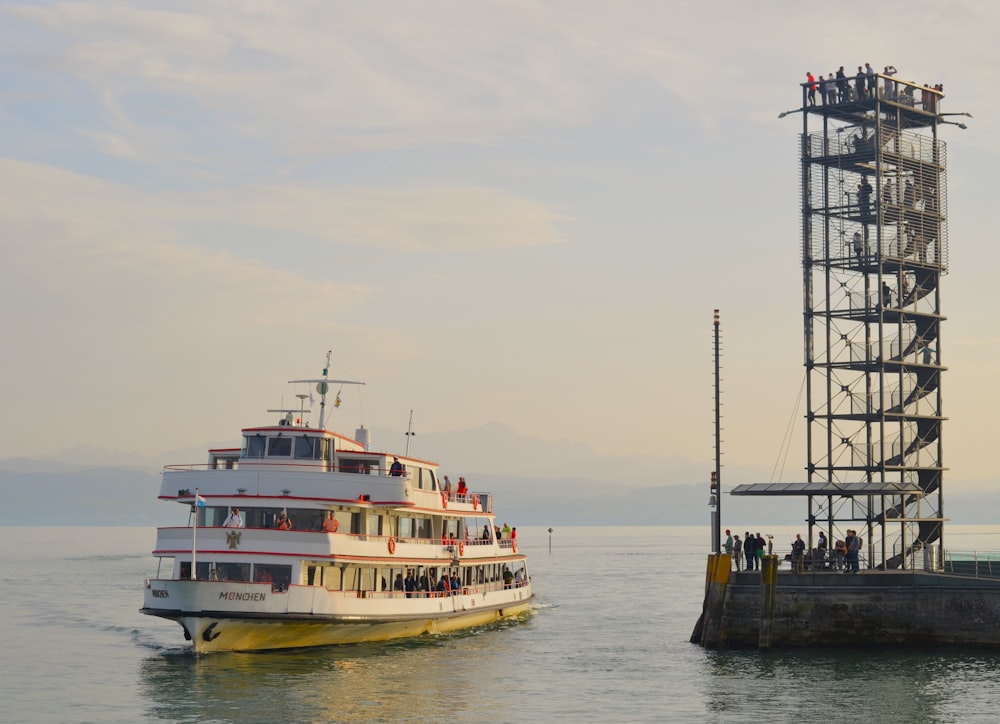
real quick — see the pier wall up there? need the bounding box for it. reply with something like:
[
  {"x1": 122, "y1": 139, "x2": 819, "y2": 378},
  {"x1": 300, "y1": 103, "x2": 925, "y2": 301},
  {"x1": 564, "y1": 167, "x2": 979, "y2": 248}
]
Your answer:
[{"x1": 706, "y1": 567, "x2": 1000, "y2": 649}]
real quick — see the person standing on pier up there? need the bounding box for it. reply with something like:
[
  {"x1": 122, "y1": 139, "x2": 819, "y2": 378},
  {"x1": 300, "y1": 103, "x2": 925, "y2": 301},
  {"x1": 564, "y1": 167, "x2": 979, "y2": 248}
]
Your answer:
[
  {"x1": 792, "y1": 534, "x2": 806, "y2": 573},
  {"x1": 846, "y1": 530, "x2": 860, "y2": 573},
  {"x1": 733, "y1": 534, "x2": 743, "y2": 571},
  {"x1": 724, "y1": 529, "x2": 734, "y2": 557},
  {"x1": 744, "y1": 531, "x2": 756, "y2": 571}
]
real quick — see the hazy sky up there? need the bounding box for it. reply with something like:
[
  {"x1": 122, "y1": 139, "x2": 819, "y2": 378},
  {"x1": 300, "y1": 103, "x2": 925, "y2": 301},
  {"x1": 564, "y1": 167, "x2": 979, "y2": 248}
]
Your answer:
[{"x1": 3, "y1": 2, "x2": 999, "y2": 488}]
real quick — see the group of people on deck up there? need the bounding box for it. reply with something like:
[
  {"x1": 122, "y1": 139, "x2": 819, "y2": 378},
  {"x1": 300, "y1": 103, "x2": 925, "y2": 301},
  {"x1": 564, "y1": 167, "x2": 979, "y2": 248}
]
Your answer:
[{"x1": 441, "y1": 475, "x2": 469, "y2": 500}]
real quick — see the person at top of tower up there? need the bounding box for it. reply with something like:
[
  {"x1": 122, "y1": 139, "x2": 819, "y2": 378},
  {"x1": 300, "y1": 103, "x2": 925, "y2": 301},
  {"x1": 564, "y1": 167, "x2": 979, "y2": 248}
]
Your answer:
[{"x1": 806, "y1": 72, "x2": 817, "y2": 106}]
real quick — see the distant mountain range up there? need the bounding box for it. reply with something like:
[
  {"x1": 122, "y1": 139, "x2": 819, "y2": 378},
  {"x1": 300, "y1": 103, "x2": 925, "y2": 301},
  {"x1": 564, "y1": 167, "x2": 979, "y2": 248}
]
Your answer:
[{"x1": 1, "y1": 422, "x2": 996, "y2": 526}]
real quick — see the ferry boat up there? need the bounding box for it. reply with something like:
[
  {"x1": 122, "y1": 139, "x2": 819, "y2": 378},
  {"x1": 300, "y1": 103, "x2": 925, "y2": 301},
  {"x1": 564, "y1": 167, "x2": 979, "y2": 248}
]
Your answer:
[{"x1": 140, "y1": 355, "x2": 533, "y2": 652}]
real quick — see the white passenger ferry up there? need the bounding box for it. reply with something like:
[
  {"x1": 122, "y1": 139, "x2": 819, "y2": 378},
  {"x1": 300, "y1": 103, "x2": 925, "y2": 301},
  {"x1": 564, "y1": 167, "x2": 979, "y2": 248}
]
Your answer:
[{"x1": 141, "y1": 355, "x2": 533, "y2": 652}]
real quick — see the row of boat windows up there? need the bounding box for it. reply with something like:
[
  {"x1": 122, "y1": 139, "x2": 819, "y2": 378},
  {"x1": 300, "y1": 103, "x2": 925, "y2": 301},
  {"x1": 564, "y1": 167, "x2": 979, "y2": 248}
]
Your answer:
[
  {"x1": 176, "y1": 560, "x2": 528, "y2": 594},
  {"x1": 243, "y1": 435, "x2": 331, "y2": 461},
  {"x1": 199, "y1": 506, "x2": 487, "y2": 541},
  {"x1": 236, "y1": 436, "x2": 441, "y2": 491}
]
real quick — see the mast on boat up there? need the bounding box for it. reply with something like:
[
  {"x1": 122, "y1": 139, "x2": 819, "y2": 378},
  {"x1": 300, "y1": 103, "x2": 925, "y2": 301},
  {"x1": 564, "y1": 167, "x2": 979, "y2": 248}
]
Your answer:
[{"x1": 288, "y1": 350, "x2": 365, "y2": 429}]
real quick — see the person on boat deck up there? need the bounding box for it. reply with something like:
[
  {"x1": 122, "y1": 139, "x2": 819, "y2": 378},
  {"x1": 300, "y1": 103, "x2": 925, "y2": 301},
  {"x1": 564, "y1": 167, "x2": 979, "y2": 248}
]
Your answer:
[
  {"x1": 456, "y1": 477, "x2": 468, "y2": 498},
  {"x1": 482, "y1": 524, "x2": 492, "y2": 541},
  {"x1": 442, "y1": 476, "x2": 452, "y2": 498},
  {"x1": 436, "y1": 574, "x2": 450, "y2": 595},
  {"x1": 502, "y1": 566, "x2": 513, "y2": 588},
  {"x1": 223, "y1": 508, "x2": 244, "y2": 528},
  {"x1": 404, "y1": 570, "x2": 417, "y2": 598},
  {"x1": 502, "y1": 522, "x2": 511, "y2": 539},
  {"x1": 511, "y1": 527, "x2": 517, "y2": 541},
  {"x1": 322, "y1": 511, "x2": 339, "y2": 533},
  {"x1": 275, "y1": 511, "x2": 292, "y2": 530},
  {"x1": 389, "y1": 457, "x2": 404, "y2": 477},
  {"x1": 451, "y1": 573, "x2": 461, "y2": 594},
  {"x1": 514, "y1": 568, "x2": 525, "y2": 586}
]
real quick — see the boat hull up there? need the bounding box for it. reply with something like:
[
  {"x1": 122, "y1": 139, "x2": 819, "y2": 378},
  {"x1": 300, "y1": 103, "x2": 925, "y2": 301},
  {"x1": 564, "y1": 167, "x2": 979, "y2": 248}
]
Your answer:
[{"x1": 142, "y1": 580, "x2": 533, "y2": 653}]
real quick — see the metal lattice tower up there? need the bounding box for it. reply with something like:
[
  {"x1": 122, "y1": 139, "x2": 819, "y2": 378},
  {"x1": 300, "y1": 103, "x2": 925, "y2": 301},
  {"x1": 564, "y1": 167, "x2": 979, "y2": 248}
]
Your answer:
[{"x1": 795, "y1": 73, "x2": 966, "y2": 569}]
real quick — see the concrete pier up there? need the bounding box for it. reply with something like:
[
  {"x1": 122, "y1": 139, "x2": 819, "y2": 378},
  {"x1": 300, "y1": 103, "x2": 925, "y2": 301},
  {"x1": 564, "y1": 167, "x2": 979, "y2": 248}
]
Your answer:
[{"x1": 693, "y1": 563, "x2": 1000, "y2": 649}]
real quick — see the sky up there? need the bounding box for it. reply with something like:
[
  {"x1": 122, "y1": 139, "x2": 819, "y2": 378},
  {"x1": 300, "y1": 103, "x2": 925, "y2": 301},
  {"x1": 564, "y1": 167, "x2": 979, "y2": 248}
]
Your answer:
[{"x1": 3, "y1": 1, "x2": 1000, "y2": 491}]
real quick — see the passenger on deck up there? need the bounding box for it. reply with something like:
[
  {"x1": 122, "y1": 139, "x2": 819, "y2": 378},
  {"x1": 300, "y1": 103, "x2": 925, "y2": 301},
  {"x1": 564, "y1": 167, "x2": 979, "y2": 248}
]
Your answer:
[
  {"x1": 482, "y1": 524, "x2": 492, "y2": 541},
  {"x1": 275, "y1": 511, "x2": 292, "y2": 530},
  {"x1": 404, "y1": 570, "x2": 417, "y2": 598},
  {"x1": 322, "y1": 511, "x2": 339, "y2": 533},
  {"x1": 451, "y1": 573, "x2": 461, "y2": 594},
  {"x1": 442, "y1": 476, "x2": 452, "y2": 498},
  {"x1": 514, "y1": 568, "x2": 525, "y2": 586},
  {"x1": 502, "y1": 566, "x2": 513, "y2": 588},
  {"x1": 436, "y1": 574, "x2": 450, "y2": 595},
  {"x1": 457, "y1": 477, "x2": 468, "y2": 498},
  {"x1": 511, "y1": 527, "x2": 517, "y2": 541},
  {"x1": 389, "y1": 457, "x2": 404, "y2": 477},
  {"x1": 223, "y1": 508, "x2": 244, "y2": 528},
  {"x1": 502, "y1": 522, "x2": 511, "y2": 539},
  {"x1": 393, "y1": 574, "x2": 404, "y2": 592}
]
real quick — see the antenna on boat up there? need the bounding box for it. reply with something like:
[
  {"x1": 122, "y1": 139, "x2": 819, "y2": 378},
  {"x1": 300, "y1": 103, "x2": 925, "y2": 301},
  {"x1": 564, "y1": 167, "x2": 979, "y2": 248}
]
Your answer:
[
  {"x1": 404, "y1": 409, "x2": 415, "y2": 455},
  {"x1": 288, "y1": 351, "x2": 365, "y2": 430}
]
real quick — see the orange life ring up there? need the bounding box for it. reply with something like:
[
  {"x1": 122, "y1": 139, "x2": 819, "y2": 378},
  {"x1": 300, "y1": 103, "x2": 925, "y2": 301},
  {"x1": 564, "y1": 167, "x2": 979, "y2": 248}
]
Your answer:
[
  {"x1": 458, "y1": 541, "x2": 465, "y2": 556},
  {"x1": 472, "y1": 495, "x2": 479, "y2": 509},
  {"x1": 387, "y1": 537, "x2": 396, "y2": 554},
  {"x1": 441, "y1": 493, "x2": 448, "y2": 509},
  {"x1": 512, "y1": 541, "x2": 518, "y2": 554}
]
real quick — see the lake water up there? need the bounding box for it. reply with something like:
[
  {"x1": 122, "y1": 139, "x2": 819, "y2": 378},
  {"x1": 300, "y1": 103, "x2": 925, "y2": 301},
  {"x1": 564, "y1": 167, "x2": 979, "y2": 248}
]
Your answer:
[{"x1": 4, "y1": 525, "x2": 1000, "y2": 723}]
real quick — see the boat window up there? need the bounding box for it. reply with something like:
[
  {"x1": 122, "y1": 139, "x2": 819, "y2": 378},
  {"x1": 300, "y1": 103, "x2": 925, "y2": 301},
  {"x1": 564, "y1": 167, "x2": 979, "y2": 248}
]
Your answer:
[
  {"x1": 398, "y1": 517, "x2": 414, "y2": 538},
  {"x1": 366, "y1": 514, "x2": 382, "y2": 537},
  {"x1": 294, "y1": 436, "x2": 316, "y2": 459},
  {"x1": 195, "y1": 562, "x2": 251, "y2": 582},
  {"x1": 268, "y1": 437, "x2": 292, "y2": 457},
  {"x1": 244, "y1": 435, "x2": 265, "y2": 459},
  {"x1": 254, "y1": 564, "x2": 292, "y2": 591},
  {"x1": 415, "y1": 517, "x2": 432, "y2": 539}
]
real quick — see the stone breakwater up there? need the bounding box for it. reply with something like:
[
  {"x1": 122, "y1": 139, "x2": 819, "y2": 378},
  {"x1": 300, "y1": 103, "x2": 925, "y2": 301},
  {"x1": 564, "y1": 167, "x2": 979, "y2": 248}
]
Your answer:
[{"x1": 693, "y1": 554, "x2": 1000, "y2": 650}]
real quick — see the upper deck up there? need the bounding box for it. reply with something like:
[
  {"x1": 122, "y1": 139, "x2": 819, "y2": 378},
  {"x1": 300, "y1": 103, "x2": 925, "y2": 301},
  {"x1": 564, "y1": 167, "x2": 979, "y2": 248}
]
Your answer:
[{"x1": 797, "y1": 71, "x2": 947, "y2": 130}]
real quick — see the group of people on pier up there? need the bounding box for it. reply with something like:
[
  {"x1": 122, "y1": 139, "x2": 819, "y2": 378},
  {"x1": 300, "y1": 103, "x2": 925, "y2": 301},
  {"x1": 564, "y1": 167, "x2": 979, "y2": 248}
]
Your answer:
[{"x1": 725, "y1": 529, "x2": 862, "y2": 573}]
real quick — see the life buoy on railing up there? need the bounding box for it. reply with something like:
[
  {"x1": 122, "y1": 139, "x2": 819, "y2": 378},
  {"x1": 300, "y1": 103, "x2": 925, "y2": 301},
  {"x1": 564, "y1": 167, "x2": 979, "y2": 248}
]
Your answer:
[
  {"x1": 388, "y1": 537, "x2": 397, "y2": 554},
  {"x1": 441, "y1": 493, "x2": 448, "y2": 509},
  {"x1": 458, "y1": 541, "x2": 465, "y2": 556},
  {"x1": 472, "y1": 495, "x2": 479, "y2": 510},
  {"x1": 512, "y1": 542, "x2": 518, "y2": 554}
]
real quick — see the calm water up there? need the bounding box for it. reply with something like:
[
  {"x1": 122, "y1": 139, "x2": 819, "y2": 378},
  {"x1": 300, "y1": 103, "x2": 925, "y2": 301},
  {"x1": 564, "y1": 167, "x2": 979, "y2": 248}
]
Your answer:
[{"x1": 4, "y1": 525, "x2": 1000, "y2": 723}]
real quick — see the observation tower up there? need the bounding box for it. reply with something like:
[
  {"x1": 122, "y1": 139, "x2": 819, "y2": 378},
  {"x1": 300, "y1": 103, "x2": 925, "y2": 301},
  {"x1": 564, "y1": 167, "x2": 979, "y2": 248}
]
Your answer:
[{"x1": 734, "y1": 72, "x2": 970, "y2": 570}]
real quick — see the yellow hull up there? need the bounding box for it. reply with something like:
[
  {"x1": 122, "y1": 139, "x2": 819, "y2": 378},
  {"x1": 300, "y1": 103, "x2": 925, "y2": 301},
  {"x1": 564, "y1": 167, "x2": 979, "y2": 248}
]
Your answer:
[{"x1": 179, "y1": 600, "x2": 534, "y2": 653}]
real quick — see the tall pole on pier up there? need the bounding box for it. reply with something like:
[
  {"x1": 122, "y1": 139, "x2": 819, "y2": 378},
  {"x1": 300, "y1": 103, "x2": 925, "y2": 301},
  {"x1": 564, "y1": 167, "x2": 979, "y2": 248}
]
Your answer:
[{"x1": 710, "y1": 310, "x2": 722, "y2": 553}]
